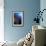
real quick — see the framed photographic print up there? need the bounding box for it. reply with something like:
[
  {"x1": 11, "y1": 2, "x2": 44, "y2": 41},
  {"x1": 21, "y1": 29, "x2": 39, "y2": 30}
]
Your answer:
[{"x1": 12, "y1": 11, "x2": 24, "y2": 27}]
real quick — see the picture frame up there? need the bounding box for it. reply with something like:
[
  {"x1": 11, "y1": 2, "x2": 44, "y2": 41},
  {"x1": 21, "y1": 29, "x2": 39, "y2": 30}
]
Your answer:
[{"x1": 12, "y1": 11, "x2": 24, "y2": 27}]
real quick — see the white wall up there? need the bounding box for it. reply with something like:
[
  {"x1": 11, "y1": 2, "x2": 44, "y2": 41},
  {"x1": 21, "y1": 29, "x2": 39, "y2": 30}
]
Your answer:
[{"x1": 0, "y1": 0, "x2": 4, "y2": 42}]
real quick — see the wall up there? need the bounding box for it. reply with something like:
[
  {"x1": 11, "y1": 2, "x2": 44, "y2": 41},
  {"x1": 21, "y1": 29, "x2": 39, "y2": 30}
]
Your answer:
[
  {"x1": 0, "y1": 0, "x2": 4, "y2": 42},
  {"x1": 4, "y1": 0, "x2": 40, "y2": 42},
  {"x1": 40, "y1": 0, "x2": 46, "y2": 45},
  {"x1": 40, "y1": 0, "x2": 46, "y2": 27}
]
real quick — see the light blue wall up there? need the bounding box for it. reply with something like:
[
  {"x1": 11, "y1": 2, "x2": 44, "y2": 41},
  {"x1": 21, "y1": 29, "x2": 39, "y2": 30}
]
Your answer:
[
  {"x1": 4, "y1": 0, "x2": 40, "y2": 42},
  {"x1": 40, "y1": 0, "x2": 46, "y2": 44},
  {"x1": 40, "y1": 0, "x2": 46, "y2": 27}
]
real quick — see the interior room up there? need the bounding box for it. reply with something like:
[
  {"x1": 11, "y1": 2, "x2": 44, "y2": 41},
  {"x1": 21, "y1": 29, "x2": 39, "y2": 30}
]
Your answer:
[{"x1": 0, "y1": 0, "x2": 46, "y2": 46}]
